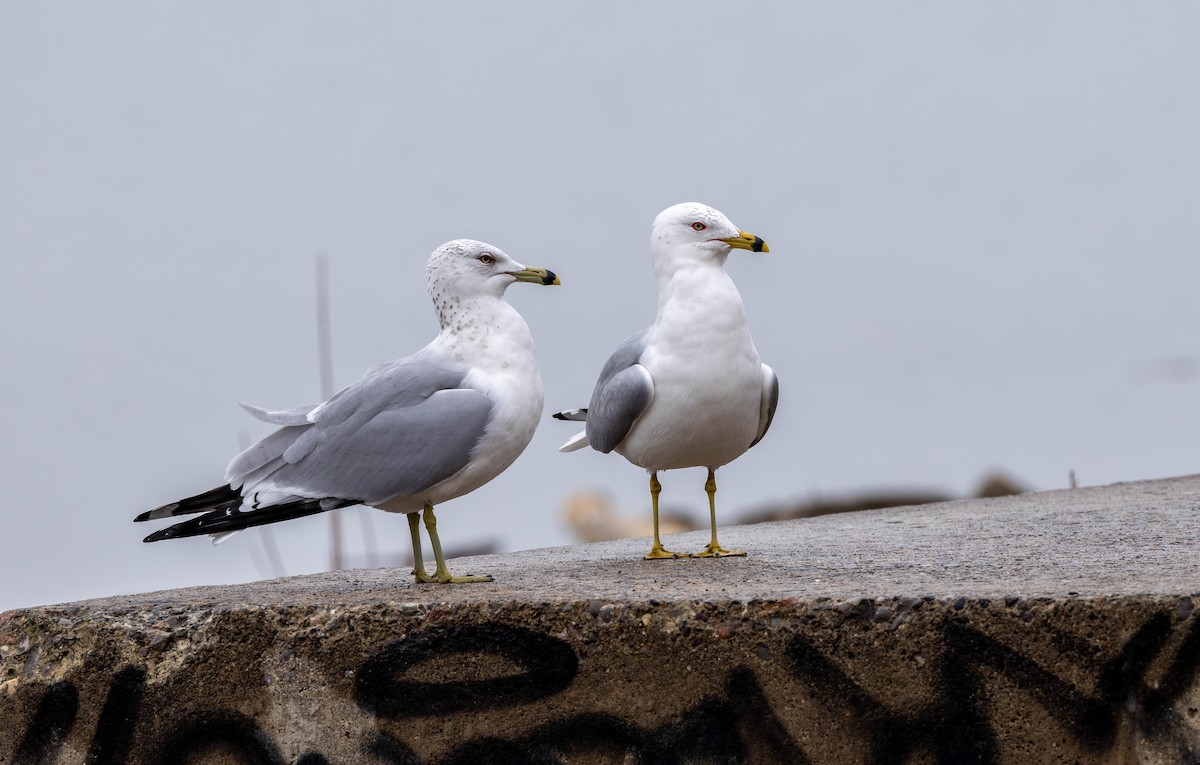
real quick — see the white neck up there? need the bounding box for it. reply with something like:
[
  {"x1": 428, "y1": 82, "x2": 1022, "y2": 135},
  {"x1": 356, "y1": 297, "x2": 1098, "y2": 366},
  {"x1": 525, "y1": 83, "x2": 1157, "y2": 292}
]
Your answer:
[
  {"x1": 654, "y1": 254, "x2": 742, "y2": 322},
  {"x1": 433, "y1": 294, "x2": 536, "y2": 368}
]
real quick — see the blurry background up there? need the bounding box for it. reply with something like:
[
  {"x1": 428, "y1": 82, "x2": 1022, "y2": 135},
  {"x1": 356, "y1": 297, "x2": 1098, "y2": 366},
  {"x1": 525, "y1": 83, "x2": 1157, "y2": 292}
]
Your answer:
[{"x1": 2, "y1": 3, "x2": 1197, "y2": 610}]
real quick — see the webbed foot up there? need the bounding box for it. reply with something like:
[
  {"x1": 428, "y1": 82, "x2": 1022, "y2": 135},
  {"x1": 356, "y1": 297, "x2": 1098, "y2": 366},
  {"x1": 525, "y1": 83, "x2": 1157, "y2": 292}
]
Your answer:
[
  {"x1": 689, "y1": 543, "x2": 747, "y2": 558},
  {"x1": 437, "y1": 571, "x2": 494, "y2": 584},
  {"x1": 644, "y1": 542, "x2": 685, "y2": 560}
]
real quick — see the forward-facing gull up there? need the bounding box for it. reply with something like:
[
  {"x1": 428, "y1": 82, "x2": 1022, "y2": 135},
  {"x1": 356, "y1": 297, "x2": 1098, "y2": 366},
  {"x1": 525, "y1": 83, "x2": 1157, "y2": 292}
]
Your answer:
[
  {"x1": 137, "y1": 239, "x2": 560, "y2": 584},
  {"x1": 555, "y1": 203, "x2": 777, "y2": 559}
]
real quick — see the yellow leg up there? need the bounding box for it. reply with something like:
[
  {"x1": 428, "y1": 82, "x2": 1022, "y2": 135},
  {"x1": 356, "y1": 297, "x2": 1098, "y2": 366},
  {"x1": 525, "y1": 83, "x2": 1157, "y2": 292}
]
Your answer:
[
  {"x1": 644, "y1": 472, "x2": 683, "y2": 559},
  {"x1": 691, "y1": 469, "x2": 746, "y2": 558},
  {"x1": 407, "y1": 512, "x2": 437, "y2": 583},
  {"x1": 422, "y1": 504, "x2": 493, "y2": 584}
]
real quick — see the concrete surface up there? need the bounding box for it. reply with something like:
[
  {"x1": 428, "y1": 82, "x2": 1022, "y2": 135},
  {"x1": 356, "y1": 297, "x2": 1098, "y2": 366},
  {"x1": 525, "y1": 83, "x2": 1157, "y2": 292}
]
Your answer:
[{"x1": 3, "y1": 475, "x2": 1200, "y2": 763}]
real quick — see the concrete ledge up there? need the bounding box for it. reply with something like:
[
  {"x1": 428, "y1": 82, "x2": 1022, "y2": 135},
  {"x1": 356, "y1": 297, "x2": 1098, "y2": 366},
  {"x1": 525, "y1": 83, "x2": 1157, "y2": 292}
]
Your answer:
[{"x1": 3, "y1": 475, "x2": 1200, "y2": 763}]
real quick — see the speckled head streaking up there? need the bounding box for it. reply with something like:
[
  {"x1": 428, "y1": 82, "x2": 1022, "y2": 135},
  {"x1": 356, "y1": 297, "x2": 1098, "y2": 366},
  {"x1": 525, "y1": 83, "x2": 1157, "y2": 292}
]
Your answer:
[
  {"x1": 427, "y1": 239, "x2": 558, "y2": 300},
  {"x1": 136, "y1": 237, "x2": 561, "y2": 585}
]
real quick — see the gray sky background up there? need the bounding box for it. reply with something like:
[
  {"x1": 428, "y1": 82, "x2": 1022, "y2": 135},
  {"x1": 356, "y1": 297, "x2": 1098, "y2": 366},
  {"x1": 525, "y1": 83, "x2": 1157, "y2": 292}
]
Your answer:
[{"x1": 2, "y1": 3, "x2": 1198, "y2": 610}]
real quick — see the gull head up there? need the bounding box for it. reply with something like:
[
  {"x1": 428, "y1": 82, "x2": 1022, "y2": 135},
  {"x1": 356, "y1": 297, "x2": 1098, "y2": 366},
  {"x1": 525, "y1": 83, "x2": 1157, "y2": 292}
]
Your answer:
[
  {"x1": 650, "y1": 203, "x2": 769, "y2": 271},
  {"x1": 427, "y1": 239, "x2": 560, "y2": 305}
]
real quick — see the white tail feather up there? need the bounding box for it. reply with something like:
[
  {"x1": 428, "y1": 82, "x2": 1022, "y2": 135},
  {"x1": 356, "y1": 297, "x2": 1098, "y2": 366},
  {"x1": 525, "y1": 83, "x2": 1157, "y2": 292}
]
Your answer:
[
  {"x1": 210, "y1": 530, "x2": 244, "y2": 546},
  {"x1": 559, "y1": 431, "x2": 590, "y2": 452}
]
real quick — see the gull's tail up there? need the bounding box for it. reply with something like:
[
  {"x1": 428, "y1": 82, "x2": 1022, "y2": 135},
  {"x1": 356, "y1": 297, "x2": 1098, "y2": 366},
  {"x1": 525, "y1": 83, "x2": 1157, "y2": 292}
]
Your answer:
[
  {"x1": 552, "y1": 408, "x2": 590, "y2": 452},
  {"x1": 558, "y1": 432, "x2": 590, "y2": 452},
  {"x1": 136, "y1": 485, "x2": 355, "y2": 543}
]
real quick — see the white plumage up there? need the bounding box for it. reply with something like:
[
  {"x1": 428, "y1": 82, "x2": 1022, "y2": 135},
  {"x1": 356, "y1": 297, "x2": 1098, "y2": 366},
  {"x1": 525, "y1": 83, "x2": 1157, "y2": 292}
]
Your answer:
[
  {"x1": 139, "y1": 239, "x2": 560, "y2": 584},
  {"x1": 556, "y1": 203, "x2": 778, "y2": 559}
]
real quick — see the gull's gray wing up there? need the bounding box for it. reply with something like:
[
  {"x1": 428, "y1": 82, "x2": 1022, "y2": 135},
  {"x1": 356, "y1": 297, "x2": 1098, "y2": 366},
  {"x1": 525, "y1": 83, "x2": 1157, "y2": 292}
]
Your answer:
[
  {"x1": 239, "y1": 402, "x2": 319, "y2": 426},
  {"x1": 585, "y1": 330, "x2": 654, "y2": 453},
  {"x1": 749, "y1": 363, "x2": 779, "y2": 449},
  {"x1": 227, "y1": 352, "x2": 492, "y2": 504},
  {"x1": 266, "y1": 388, "x2": 491, "y2": 502}
]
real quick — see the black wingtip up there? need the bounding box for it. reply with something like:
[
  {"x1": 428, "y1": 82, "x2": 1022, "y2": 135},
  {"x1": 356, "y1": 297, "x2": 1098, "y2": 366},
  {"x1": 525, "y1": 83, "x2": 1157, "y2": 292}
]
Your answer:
[
  {"x1": 141, "y1": 497, "x2": 359, "y2": 542},
  {"x1": 552, "y1": 408, "x2": 588, "y2": 421},
  {"x1": 134, "y1": 507, "x2": 167, "y2": 523},
  {"x1": 136, "y1": 485, "x2": 241, "y2": 523}
]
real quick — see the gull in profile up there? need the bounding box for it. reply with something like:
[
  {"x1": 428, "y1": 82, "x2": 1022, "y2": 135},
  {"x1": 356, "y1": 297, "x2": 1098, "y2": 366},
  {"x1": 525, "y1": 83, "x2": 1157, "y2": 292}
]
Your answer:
[
  {"x1": 555, "y1": 203, "x2": 777, "y2": 559},
  {"x1": 137, "y1": 239, "x2": 560, "y2": 584}
]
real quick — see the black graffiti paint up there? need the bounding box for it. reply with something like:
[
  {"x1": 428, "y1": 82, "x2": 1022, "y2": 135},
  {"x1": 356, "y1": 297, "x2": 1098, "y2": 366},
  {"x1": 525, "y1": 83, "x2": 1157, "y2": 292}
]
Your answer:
[
  {"x1": 148, "y1": 713, "x2": 286, "y2": 765},
  {"x1": 724, "y1": 667, "x2": 814, "y2": 765},
  {"x1": 85, "y1": 665, "x2": 145, "y2": 765},
  {"x1": 13, "y1": 681, "x2": 78, "y2": 765},
  {"x1": 434, "y1": 705, "x2": 744, "y2": 765},
  {"x1": 429, "y1": 669, "x2": 820, "y2": 763},
  {"x1": 8, "y1": 609, "x2": 1200, "y2": 764},
  {"x1": 365, "y1": 734, "x2": 421, "y2": 765},
  {"x1": 354, "y1": 623, "x2": 578, "y2": 718},
  {"x1": 1096, "y1": 613, "x2": 1200, "y2": 764},
  {"x1": 785, "y1": 610, "x2": 1200, "y2": 764}
]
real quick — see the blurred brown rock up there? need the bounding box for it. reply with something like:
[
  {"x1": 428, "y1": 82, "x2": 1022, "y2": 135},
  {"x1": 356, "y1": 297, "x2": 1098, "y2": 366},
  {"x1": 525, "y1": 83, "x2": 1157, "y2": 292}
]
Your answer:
[{"x1": 562, "y1": 491, "x2": 699, "y2": 543}]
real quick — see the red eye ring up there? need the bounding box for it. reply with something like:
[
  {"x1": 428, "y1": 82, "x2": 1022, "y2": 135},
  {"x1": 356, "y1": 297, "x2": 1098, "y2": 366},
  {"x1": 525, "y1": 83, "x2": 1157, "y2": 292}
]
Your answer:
[
  {"x1": 691, "y1": 221, "x2": 706, "y2": 231},
  {"x1": 479, "y1": 254, "x2": 495, "y2": 265}
]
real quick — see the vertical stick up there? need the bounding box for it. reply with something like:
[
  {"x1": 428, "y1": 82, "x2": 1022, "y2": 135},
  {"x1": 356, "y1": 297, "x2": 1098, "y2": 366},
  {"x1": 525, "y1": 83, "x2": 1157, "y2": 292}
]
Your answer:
[
  {"x1": 316, "y1": 253, "x2": 335, "y2": 401},
  {"x1": 360, "y1": 509, "x2": 380, "y2": 568},
  {"x1": 317, "y1": 252, "x2": 343, "y2": 571},
  {"x1": 240, "y1": 430, "x2": 286, "y2": 579}
]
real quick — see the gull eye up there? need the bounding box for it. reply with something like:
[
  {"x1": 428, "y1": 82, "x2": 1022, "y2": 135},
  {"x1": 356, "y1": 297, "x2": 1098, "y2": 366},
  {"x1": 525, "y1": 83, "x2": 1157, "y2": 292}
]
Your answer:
[
  {"x1": 478, "y1": 254, "x2": 495, "y2": 265},
  {"x1": 691, "y1": 221, "x2": 707, "y2": 231}
]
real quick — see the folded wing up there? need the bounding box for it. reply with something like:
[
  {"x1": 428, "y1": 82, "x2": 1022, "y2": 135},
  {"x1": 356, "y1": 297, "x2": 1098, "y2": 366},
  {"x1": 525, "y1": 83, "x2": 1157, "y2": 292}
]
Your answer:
[
  {"x1": 138, "y1": 352, "x2": 493, "y2": 541},
  {"x1": 583, "y1": 330, "x2": 654, "y2": 454},
  {"x1": 749, "y1": 363, "x2": 779, "y2": 449}
]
